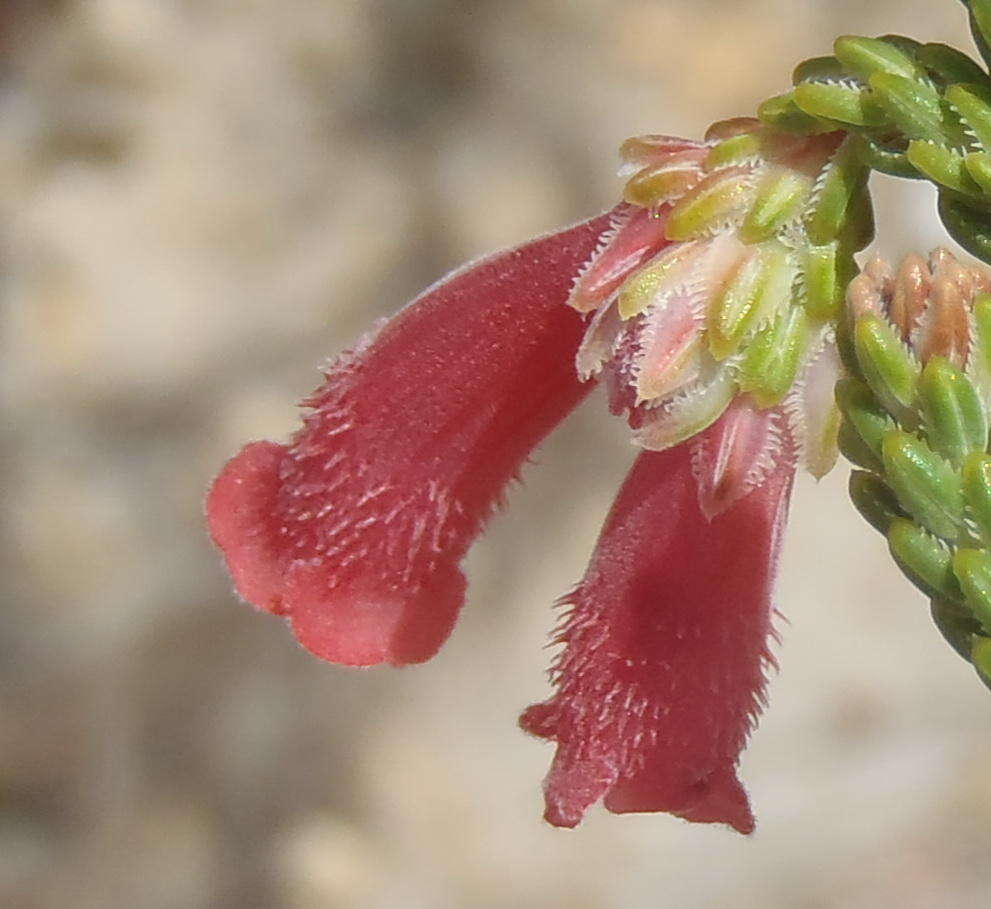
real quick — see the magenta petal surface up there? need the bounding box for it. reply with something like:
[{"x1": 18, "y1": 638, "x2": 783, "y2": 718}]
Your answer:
[
  {"x1": 520, "y1": 433, "x2": 794, "y2": 832},
  {"x1": 207, "y1": 213, "x2": 616, "y2": 667}
]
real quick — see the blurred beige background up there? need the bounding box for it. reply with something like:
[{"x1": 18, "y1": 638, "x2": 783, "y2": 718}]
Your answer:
[{"x1": 3, "y1": 1, "x2": 990, "y2": 907}]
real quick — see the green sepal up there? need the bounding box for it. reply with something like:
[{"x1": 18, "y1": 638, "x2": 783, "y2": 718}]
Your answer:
[
  {"x1": 853, "y1": 315, "x2": 920, "y2": 415},
  {"x1": 739, "y1": 169, "x2": 812, "y2": 243},
  {"x1": 932, "y1": 597, "x2": 983, "y2": 661},
  {"x1": 737, "y1": 306, "x2": 811, "y2": 407},
  {"x1": 835, "y1": 376, "x2": 892, "y2": 459},
  {"x1": 705, "y1": 133, "x2": 762, "y2": 169},
  {"x1": 971, "y1": 635, "x2": 991, "y2": 690},
  {"x1": 709, "y1": 243, "x2": 794, "y2": 360},
  {"x1": 918, "y1": 356, "x2": 988, "y2": 466},
  {"x1": 882, "y1": 431, "x2": 964, "y2": 540},
  {"x1": 624, "y1": 166, "x2": 703, "y2": 209},
  {"x1": 953, "y1": 547, "x2": 991, "y2": 630},
  {"x1": 806, "y1": 139, "x2": 870, "y2": 245},
  {"x1": 918, "y1": 43, "x2": 990, "y2": 86},
  {"x1": 962, "y1": 453, "x2": 991, "y2": 544},
  {"x1": 666, "y1": 169, "x2": 755, "y2": 241},
  {"x1": 888, "y1": 518, "x2": 961, "y2": 600},
  {"x1": 849, "y1": 470, "x2": 905, "y2": 534},
  {"x1": 839, "y1": 419, "x2": 884, "y2": 472},
  {"x1": 757, "y1": 93, "x2": 833, "y2": 134},
  {"x1": 631, "y1": 367, "x2": 737, "y2": 451},
  {"x1": 868, "y1": 72, "x2": 948, "y2": 144},
  {"x1": 802, "y1": 242, "x2": 855, "y2": 319},
  {"x1": 834, "y1": 35, "x2": 923, "y2": 81},
  {"x1": 906, "y1": 141, "x2": 981, "y2": 194},
  {"x1": 793, "y1": 80, "x2": 889, "y2": 128},
  {"x1": 938, "y1": 192, "x2": 991, "y2": 265},
  {"x1": 792, "y1": 56, "x2": 845, "y2": 85}
]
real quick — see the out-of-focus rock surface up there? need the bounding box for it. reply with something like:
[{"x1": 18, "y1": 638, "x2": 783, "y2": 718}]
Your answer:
[{"x1": 2, "y1": 1, "x2": 990, "y2": 906}]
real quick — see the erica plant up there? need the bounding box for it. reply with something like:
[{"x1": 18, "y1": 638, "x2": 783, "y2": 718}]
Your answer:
[{"x1": 208, "y1": 1, "x2": 991, "y2": 832}]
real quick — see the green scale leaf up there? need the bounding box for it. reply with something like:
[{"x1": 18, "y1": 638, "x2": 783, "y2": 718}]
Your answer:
[
  {"x1": 888, "y1": 518, "x2": 961, "y2": 600},
  {"x1": 918, "y1": 357, "x2": 988, "y2": 466},
  {"x1": 881, "y1": 430, "x2": 964, "y2": 541}
]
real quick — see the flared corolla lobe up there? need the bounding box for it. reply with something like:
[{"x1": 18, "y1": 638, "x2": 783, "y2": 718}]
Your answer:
[
  {"x1": 520, "y1": 422, "x2": 794, "y2": 832},
  {"x1": 208, "y1": 213, "x2": 619, "y2": 667}
]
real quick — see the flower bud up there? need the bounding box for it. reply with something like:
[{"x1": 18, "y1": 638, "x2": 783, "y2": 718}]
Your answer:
[
  {"x1": 917, "y1": 274, "x2": 971, "y2": 366},
  {"x1": 888, "y1": 253, "x2": 930, "y2": 340}
]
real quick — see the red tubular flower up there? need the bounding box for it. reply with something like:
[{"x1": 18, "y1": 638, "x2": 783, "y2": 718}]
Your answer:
[
  {"x1": 520, "y1": 436, "x2": 794, "y2": 832},
  {"x1": 208, "y1": 212, "x2": 620, "y2": 667},
  {"x1": 209, "y1": 124, "x2": 849, "y2": 832}
]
